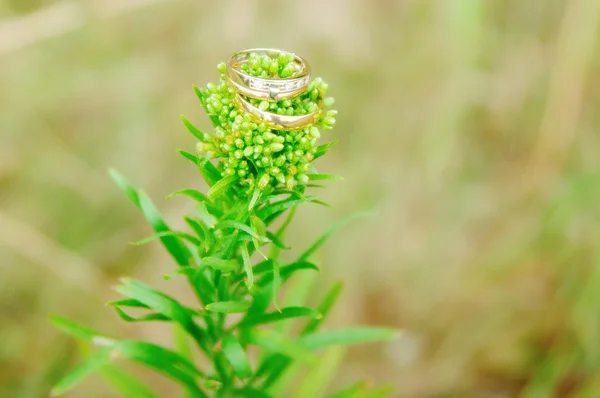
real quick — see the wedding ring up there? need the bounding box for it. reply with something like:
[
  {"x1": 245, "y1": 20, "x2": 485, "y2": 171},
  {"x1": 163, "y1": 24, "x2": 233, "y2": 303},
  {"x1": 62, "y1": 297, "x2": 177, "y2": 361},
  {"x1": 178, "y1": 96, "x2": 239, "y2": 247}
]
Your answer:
[
  {"x1": 226, "y1": 48, "x2": 311, "y2": 101},
  {"x1": 234, "y1": 94, "x2": 323, "y2": 131}
]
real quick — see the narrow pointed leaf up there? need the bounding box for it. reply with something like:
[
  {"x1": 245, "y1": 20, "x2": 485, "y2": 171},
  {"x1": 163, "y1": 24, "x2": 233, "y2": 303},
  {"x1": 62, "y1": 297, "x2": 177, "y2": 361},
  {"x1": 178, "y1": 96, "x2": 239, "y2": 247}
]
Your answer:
[
  {"x1": 294, "y1": 346, "x2": 345, "y2": 398},
  {"x1": 100, "y1": 364, "x2": 160, "y2": 398},
  {"x1": 192, "y1": 268, "x2": 216, "y2": 305},
  {"x1": 201, "y1": 256, "x2": 238, "y2": 272},
  {"x1": 51, "y1": 347, "x2": 112, "y2": 396},
  {"x1": 314, "y1": 141, "x2": 338, "y2": 160},
  {"x1": 108, "y1": 299, "x2": 150, "y2": 309},
  {"x1": 248, "y1": 186, "x2": 262, "y2": 210},
  {"x1": 207, "y1": 175, "x2": 238, "y2": 200},
  {"x1": 50, "y1": 316, "x2": 113, "y2": 344},
  {"x1": 181, "y1": 115, "x2": 206, "y2": 141},
  {"x1": 196, "y1": 156, "x2": 222, "y2": 187},
  {"x1": 113, "y1": 307, "x2": 170, "y2": 322},
  {"x1": 215, "y1": 220, "x2": 262, "y2": 240},
  {"x1": 266, "y1": 231, "x2": 291, "y2": 249},
  {"x1": 196, "y1": 202, "x2": 218, "y2": 229},
  {"x1": 109, "y1": 169, "x2": 191, "y2": 266},
  {"x1": 249, "y1": 329, "x2": 316, "y2": 364},
  {"x1": 299, "y1": 327, "x2": 399, "y2": 350},
  {"x1": 256, "y1": 198, "x2": 311, "y2": 220},
  {"x1": 176, "y1": 150, "x2": 221, "y2": 187},
  {"x1": 241, "y1": 243, "x2": 254, "y2": 288},
  {"x1": 222, "y1": 333, "x2": 252, "y2": 378},
  {"x1": 302, "y1": 281, "x2": 344, "y2": 335},
  {"x1": 206, "y1": 301, "x2": 250, "y2": 313},
  {"x1": 169, "y1": 189, "x2": 218, "y2": 212},
  {"x1": 307, "y1": 174, "x2": 343, "y2": 181},
  {"x1": 130, "y1": 231, "x2": 201, "y2": 247},
  {"x1": 272, "y1": 259, "x2": 281, "y2": 311},
  {"x1": 298, "y1": 212, "x2": 369, "y2": 262},
  {"x1": 240, "y1": 307, "x2": 321, "y2": 328},
  {"x1": 255, "y1": 261, "x2": 319, "y2": 288},
  {"x1": 115, "y1": 278, "x2": 209, "y2": 354},
  {"x1": 113, "y1": 340, "x2": 206, "y2": 397}
]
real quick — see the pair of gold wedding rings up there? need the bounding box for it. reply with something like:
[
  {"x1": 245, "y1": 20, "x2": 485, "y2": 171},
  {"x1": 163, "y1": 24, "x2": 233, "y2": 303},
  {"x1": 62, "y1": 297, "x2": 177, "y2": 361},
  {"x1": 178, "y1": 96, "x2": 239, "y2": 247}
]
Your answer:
[{"x1": 226, "y1": 48, "x2": 323, "y2": 131}]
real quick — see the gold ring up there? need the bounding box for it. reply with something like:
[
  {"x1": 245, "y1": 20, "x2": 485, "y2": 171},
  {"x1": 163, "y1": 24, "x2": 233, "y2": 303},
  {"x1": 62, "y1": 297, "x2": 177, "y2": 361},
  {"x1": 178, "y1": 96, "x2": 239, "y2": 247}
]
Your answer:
[
  {"x1": 234, "y1": 94, "x2": 323, "y2": 131},
  {"x1": 226, "y1": 48, "x2": 311, "y2": 101}
]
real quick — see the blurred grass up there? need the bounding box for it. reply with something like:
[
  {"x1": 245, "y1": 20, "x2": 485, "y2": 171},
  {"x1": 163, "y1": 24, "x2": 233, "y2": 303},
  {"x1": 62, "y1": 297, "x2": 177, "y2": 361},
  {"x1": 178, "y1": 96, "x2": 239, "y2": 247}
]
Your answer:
[{"x1": 2, "y1": 0, "x2": 600, "y2": 396}]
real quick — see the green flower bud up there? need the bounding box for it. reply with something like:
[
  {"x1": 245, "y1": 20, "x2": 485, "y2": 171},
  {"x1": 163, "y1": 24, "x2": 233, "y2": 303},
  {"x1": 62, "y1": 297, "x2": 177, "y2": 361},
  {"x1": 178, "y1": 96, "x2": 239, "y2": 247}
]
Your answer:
[
  {"x1": 259, "y1": 101, "x2": 269, "y2": 111},
  {"x1": 286, "y1": 175, "x2": 296, "y2": 190},
  {"x1": 243, "y1": 147, "x2": 254, "y2": 157},
  {"x1": 297, "y1": 173, "x2": 309, "y2": 184},
  {"x1": 275, "y1": 155, "x2": 286, "y2": 167},
  {"x1": 269, "y1": 143, "x2": 284, "y2": 152},
  {"x1": 258, "y1": 174, "x2": 271, "y2": 189}
]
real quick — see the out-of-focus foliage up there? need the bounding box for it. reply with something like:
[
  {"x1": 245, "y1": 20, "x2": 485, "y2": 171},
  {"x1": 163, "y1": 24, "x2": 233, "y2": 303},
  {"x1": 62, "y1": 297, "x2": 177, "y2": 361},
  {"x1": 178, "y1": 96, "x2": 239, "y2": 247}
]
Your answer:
[{"x1": 2, "y1": 0, "x2": 600, "y2": 397}]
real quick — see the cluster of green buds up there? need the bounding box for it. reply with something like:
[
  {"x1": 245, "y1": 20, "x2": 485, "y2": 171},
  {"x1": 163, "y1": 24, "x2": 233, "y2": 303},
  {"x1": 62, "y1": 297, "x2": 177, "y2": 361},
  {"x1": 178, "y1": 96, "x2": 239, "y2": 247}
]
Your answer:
[{"x1": 195, "y1": 51, "x2": 337, "y2": 191}]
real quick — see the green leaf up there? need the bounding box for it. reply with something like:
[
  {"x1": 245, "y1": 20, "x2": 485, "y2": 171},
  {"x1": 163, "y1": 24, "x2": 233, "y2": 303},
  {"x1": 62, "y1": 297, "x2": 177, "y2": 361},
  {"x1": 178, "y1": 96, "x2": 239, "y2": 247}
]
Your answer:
[
  {"x1": 109, "y1": 170, "x2": 191, "y2": 267},
  {"x1": 240, "y1": 307, "x2": 321, "y2": 328},
  {"x1": 266, "y1": 231, "x2": 290, "y2": 249},
  {"x1": 256, "y1": 198, "x2": 312, "y2": 220},
  {"x1": 250, "y1": 330, "x2": 316, "y2": 364},
  {"x1": 112, "y1": 307, "x2": 170, "y2": 322},
  {"x1": 314, "y1": 141, "x2": 338, "y2": 160},
  {"x1": 307, "y1": 174, "x2": 344, "y2": 181},
  {"x1": 215, "y1": 220, "x2": 263, "y2": 240},
  {"x1": 169, "y1": 189, "x2": 220, "y2": 214},
  {"x1": 100, "y1": 364, "x2": 160, "y2": 398},
  {"x1": 113, "y1": 340, "x2": 207, "y2": 397},
  {"x1": 241, "y1": 243, "x2": 254, "y2": 289},
  {"x1": 207, "y1": 175, "x2": 238, "y2": 200},
  {"x1": 115, "y1": 278, "x2": 209, "y2": 354},
  {"x1": 178, "y1": 149, "x2": 198, "y2": 164},
  {"x1": 298, "y1": 212, "x2": 369, "y2": 262},
  {"x1": 50, "y1": 316, "x2": 113, "y2": 344},
  {"x1": 130, "y1": 231, "x2": 201, "y2": 247},
  {"x1": 272, "y1": 259, "x2": 281, "y2": 311},
  {"x1": 300, "y1": 327, "x2": 399, "y2": 350},
  {"x1": 107, "y1": 298, "x2": 150, "y2": 309},
  {"x1": 192, "y1": 268, "x2": 217, "y2": 306},
  {"x1": 180, "y1": 115, "x2": 206, "y2": 141},
  {"x1": 176, "y1": 150, "x2": 221, "y2": 187},
  {"x1": 205, "y1": 301, "x2": 250, "y2": 313},
  {"x1": 196, "y1": 156, "x2": 222, "y2": 187},
  {"x1": 302, "y1": 281, "x2": 344, "y2": 335},
  {"x1": 222, "y1": 333, "x2": 252, "y2": 378},
  {"x1": 196, "y1": 202, "x2": 218, "y2": 229},
  {"x1": 201, "y1": 256, "x2": 238, "y2": 272},
  {"x1": 51, "y1": 347, "x2": 112, "y2": 396},
  {"x1": 293, "y1": 346, "x2": 345, "y2": 398},
  {"x1": 248, "y1": 186, "x2": 262, "y2": 210},
  {"x1": 255, "y1": 261, "x2": 319, "y2": 288}
]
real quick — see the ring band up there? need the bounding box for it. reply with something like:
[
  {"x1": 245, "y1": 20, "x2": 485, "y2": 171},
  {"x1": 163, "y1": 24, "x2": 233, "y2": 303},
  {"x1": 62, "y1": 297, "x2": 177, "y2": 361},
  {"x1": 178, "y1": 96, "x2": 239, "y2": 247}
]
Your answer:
[
  {"x1": 226, "y1": 48, "x2": 311, "y2": 101},
  {"x1": 234, "y1": 94, "x2": 323, "y2": 131}
]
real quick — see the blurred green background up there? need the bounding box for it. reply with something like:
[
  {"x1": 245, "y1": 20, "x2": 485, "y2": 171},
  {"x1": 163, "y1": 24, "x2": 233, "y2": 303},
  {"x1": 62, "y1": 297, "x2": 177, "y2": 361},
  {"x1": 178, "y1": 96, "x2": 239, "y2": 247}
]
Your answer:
[{"x1": 2, "y1": 0, "x2": 600, "y2": 396}]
